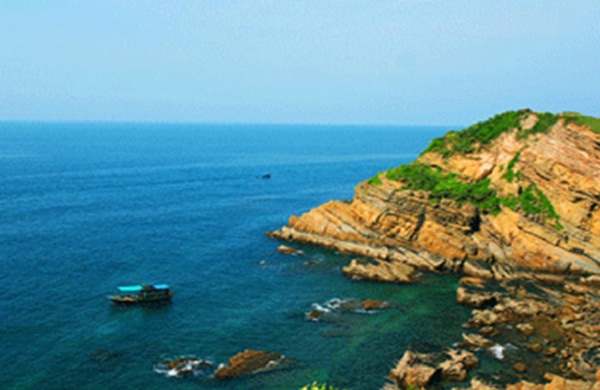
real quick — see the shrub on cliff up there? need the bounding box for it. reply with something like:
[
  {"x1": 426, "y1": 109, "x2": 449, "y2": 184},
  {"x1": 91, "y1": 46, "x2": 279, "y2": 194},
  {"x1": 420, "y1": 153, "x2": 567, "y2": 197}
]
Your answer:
[
  {"x1": 423, "y1": 109, "x2": 528, "y2": 156},
  {"x1": 385, "y1": 163, "x2": 502, "y2": 214}
]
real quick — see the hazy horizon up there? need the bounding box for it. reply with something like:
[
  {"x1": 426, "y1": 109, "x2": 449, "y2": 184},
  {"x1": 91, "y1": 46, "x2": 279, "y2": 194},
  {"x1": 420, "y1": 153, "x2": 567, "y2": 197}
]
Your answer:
[{"x1": 2, "y1": 1, "x2": 598, "y2": 125}]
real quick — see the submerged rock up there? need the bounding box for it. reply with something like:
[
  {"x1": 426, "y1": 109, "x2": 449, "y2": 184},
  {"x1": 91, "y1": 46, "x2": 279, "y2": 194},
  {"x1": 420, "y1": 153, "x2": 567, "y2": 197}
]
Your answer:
[
  {"x1": 214, "y1": 350, "x2": 285, "y2": 379},
  {"x1": 277, "y1": 245, "x2": 303, "y2": 256},
  {"x1": 154, "y1": 356, "x2": 214, "y2": 378}
]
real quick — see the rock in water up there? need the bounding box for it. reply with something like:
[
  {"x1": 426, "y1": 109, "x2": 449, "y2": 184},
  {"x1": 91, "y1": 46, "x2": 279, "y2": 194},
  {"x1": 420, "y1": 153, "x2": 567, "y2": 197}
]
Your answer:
[
  {"x1": 277, "y1": 245, "x2": 303, "y2": 256},
  {"x1": 214, "y1": 350, "x2": 285, "y2": 379},
  {"x1": 343, "y1": 258, "x2": 417, "y2": 283}
]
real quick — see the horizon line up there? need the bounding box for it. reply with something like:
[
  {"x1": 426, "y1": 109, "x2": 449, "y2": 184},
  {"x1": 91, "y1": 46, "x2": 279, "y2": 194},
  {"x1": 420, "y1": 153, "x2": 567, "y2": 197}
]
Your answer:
[{"x1": 0, "y1": 118, "x2": 463, "y2": 129}]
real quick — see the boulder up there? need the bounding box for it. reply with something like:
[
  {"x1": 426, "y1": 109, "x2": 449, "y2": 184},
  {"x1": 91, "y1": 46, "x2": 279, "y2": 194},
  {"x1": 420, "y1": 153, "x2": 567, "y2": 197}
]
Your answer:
[
  {"x1": 362, "y1": 298, "x2": 392, "y2": 311},
  {"x1": 343, "y1": 258, "x2": 416, "y2": 283},
  {"x1": 389, "y1": 350, "x2": 437, "y2": 389},
  {"x1": 457, "y1": 286, "x2": 500, "y2": 309},
  {"x1": 459, "y1": 333, "x2": 494, "y2": 350},
  {"x1": 440, "y1": 349, "x2": 478, "y2": 382},
  {"x1": 214, "y1": 350, "x2": 285, "y2": 379},
  {"x1": 516, "y1": 323, "x2": 535, "y2": 336},
  {"x1": 277, "y1": 245, "x2": 302, "y2": 255}
]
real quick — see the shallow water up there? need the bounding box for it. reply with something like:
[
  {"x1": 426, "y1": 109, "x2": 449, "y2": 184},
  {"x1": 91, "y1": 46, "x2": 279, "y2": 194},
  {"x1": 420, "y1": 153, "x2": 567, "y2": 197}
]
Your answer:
[{"x1": 0, "y1": 122, "x2": 478, "y2": 389}]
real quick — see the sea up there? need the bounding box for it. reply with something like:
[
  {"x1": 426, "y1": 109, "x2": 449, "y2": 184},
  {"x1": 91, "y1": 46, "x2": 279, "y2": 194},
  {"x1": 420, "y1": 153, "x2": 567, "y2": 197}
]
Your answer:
[{"x1": 1, "y1": 122, "x2": 484, "y2": 389}]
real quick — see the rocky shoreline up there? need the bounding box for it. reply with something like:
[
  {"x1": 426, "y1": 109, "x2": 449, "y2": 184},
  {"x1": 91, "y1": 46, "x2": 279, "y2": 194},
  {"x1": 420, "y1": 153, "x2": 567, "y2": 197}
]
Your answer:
[{"x1": 269, "y1": 111, "x2": 600, "y2": 388}]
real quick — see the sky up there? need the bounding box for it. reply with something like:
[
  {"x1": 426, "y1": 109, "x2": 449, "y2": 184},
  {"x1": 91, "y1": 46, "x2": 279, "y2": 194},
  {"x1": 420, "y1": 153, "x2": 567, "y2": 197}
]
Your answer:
[{"x1": 1, "y1": 1, "x2": 598, "y2": 125}]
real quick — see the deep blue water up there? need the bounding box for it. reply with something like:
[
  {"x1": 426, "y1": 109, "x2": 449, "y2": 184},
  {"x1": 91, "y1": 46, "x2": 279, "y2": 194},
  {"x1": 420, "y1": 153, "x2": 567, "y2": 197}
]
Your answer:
[{"x1": 0, "y1": 122, "x2": 473, "y2": 389}]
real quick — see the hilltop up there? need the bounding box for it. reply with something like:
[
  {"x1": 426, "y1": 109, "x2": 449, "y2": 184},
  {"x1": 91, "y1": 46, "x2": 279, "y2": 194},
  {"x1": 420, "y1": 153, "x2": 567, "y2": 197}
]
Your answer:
[{"x1": 270, "y1": 110, "x2": 600, "y2": 389}]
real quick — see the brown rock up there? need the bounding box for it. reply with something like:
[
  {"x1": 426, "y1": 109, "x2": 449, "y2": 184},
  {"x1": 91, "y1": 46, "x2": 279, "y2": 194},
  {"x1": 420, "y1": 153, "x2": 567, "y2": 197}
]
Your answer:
[
  {"x1": 544, "y1": 347, "x2": 558, "y2": 357},
  {"x1": 459, "y1": 333, "x2": 495, "y2": 349},
  {"x1": 361, "y1": 298, "x2": 392, "y2": 310},
  {"x1": 389, "y1": 350, "x2": 437, "y2": 389},
  {"x1": 526, "y1": 343, "x2": 543, "y2": 353},
  {"x1": 440, "y1": 349, "x2": 479, "y2": 381},
  {"x1": 457, "y1": 286, "x2": 500, "y2": 309},
  {"x1": 513, "y1": 362, "x2": 527, "y2": 373},
  {"x1": 214, "y1": 350, "x2": 285, "y2": 379},
  {"x1": 516, "y1": 323, "x2": 535, "y2": 336},
  {"x1": 277, "y1": 245, "x2": 302, "y2": 255},
  {"x1": 343, "y1": 258, "x2": 416, "y2": 283}
]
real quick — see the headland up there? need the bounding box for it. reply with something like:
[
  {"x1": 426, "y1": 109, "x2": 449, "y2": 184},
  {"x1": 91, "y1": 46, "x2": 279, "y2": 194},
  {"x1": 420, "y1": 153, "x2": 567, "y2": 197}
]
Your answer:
[{"x1": 270, "y1": 110, "x2": 600, "y2": 389}]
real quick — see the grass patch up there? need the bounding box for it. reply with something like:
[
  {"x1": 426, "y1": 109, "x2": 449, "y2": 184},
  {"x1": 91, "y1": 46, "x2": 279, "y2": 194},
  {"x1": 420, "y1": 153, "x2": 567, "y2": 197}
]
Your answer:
[
  {"x1": 517, "y1": 112, "x2": 560, "y2": 140},
  {"x1": 386, "y1": 163, "x2": 562, "y2": 228},
  {"x1": 386, "y1": 163, "x2": 502, "y2": 214},
  {"x1": 368, "y1": 174, "x2": 383, "y2": 186},
  {"x1": 502, "y1": 151, "x2": 521, "y2": 182},
  {"x1": 422, "y1": 110, "x2": 600, "y2": 158},
  {"x1": 501, "y1": 184, "x2": 562, "y2": 230},
  {"x1": 423, "y1": 110, "x2": 528, "y2": 157},
  {"x1": 563, "y1": 112, "x2": 600, "y2": 134}
]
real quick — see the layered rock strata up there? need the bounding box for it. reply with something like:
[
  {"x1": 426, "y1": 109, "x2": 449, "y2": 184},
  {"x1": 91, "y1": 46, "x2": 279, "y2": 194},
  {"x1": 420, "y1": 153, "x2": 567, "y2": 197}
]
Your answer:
[
  {"x1": 270, "y1": 112, "x2": 600, "y2": 280},
  {"x1": 269, "y1": 111, "x2": 600, "y2": 388}
]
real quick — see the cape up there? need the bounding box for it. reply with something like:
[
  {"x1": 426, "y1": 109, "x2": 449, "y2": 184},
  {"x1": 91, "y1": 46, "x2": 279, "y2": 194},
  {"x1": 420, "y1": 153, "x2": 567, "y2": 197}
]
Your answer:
[{"x1": 270, "y1": 110, "x2": 600, "y2": 282}]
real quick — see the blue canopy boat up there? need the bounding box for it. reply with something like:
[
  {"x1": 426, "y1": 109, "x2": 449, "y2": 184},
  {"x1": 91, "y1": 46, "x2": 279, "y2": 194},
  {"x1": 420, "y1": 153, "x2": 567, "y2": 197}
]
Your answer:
[{"x1": 109, "y1": 284, "x2": 172, "y2": 304}]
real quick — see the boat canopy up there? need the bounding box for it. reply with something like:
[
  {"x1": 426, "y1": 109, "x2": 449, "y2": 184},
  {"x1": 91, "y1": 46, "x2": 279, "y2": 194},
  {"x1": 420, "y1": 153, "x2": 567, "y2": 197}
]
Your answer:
[
  {"x1": 117, "y1": 284, "x2": 169, "y2": 292},
  {"x1": 118, "y1": 285, "x2": 143, "y2": 292}
]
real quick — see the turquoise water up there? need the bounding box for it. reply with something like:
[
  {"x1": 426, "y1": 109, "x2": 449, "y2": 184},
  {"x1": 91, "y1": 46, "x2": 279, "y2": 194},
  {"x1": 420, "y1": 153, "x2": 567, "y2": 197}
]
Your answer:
[{"x1": 0, "y1": 122, "x2": 471, "y2": 389}]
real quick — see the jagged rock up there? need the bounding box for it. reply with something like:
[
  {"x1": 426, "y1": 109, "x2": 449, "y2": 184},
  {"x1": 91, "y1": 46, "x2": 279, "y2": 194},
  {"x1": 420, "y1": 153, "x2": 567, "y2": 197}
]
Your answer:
[
  {"x1": 506, "y1": 372, "x2": 599, "y2": 390},
  {"x1": 516, "y1": 323, "x2": 535, "y2": 336},
  {"x1": 361, "y1": 298, "x2": 392, "y2": 310},
  {"x1": 457, "y1": 286, "x2": 500, "y2": 308},
  {"x1": 342, "y1": 258, "x2": 416, "y2": 283},
  {"x1": 440, "y1": 349, "x2": 479, "y2": 381},
  {"x1": 459, "y1": 333, "x2": 495, "y2": 350},
  {"x1": 214, "y1": 350, "x2": 285, "y2": 379},
  {"x1": 390, "y1": 349, "x2": 477, "y2": 388},
  {"x1": 389, "y1": 350, "x2": 437, "y2": 389},
  {"x1": 456, "y1": 378, "x2": 500, "y2": 390},
  {"x1": 154, "y1": 356, "x2": 214, "y2": 378},
  {"x1": 277, "y1": 245, "x2": 302, "y2": 255}
]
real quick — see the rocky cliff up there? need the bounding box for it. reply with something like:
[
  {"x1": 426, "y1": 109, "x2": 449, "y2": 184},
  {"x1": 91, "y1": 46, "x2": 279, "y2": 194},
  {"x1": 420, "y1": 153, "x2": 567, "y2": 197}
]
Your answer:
[
  {"x1": 270, "y1": 110, "x2": 600, "y2": 282},
  {"x1": 270, "y1": 110, "x2": 600, "y2": 388}
]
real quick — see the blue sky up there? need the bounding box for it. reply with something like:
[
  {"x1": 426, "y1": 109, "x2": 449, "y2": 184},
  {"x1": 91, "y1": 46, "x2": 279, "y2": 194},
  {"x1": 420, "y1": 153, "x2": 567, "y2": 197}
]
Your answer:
[{"x1": 1, "y1": 1, "x2": 598, "y2": 125}]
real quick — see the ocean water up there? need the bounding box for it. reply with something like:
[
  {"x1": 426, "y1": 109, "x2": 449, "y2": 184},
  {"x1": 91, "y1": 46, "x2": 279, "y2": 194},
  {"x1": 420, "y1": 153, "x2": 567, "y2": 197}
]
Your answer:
[{"x1": 0, "y1": 122, "x2": 473, "y2": 390}]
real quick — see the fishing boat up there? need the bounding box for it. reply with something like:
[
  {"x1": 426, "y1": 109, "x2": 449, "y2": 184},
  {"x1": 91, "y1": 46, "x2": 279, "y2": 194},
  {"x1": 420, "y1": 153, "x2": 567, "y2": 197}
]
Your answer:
[{"x1": 109, "y1": 284, "x2": 172, "y2": 304}]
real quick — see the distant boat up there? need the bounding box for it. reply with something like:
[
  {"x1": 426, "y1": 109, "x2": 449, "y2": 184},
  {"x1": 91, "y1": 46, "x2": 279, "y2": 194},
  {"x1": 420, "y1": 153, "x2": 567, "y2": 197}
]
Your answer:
[
  {"x1": 261, "y1": 173, "x2": 272, "y2": 179},
  {"x1": 109, "y1": 284, "x2": 172, "y2": 304}
]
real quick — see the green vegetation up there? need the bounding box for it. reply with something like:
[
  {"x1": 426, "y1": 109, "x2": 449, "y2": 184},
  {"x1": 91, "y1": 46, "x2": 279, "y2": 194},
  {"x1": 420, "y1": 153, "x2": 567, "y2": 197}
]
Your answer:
[
  {"x1": 422, "y1": 109, "x2": 600, "y2": 158},
  {"x1": 300, "y1": 382, "x2": 343, "y2": 390},
  {"x1": 501, "y1": 184, "x2": 562, "y2": 230},
  {"x1": 502, "y1": 151, "x2": 521, "y2": 182},
  {"x1": 384, "y1": 162, "x2": 562, "y2": 228},
  {"x1": 423, "y1": 110, "x2": 528, "y2": 157},
  {"x1": 563, "y1": 112, "x2": 600, "y2": 134},
  {"x1": 385, "y1": 163, "x2": 502, "y2": 214},
  {"x1": 368, "y1": 174, "x2": 383, "y2": 186},
  {"x1": 517, "y1": 112, "x2": 560, "y2": 140}
]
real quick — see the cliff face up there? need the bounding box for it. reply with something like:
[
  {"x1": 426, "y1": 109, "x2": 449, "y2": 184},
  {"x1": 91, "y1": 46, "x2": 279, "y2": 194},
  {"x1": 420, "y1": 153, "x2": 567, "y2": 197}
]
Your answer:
[{"x1": 270, "y1": 111, "x2": 600, "y2": 280}]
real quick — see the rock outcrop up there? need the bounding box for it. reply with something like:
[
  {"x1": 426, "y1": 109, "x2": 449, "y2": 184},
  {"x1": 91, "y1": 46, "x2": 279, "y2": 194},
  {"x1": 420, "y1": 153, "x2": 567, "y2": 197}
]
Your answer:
[
  {"x1": 389, "y1": 348, "x2": 478, "y2": 388},
  {"x1": 268, "y1": 110, "x2": 600, "y2": 388},
  {"x1": 214, "y1": 350, "x2": 285, "y2": 379},
  {"x1": 270, "y1": 110, "x2": 600, "y2": 281}
]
